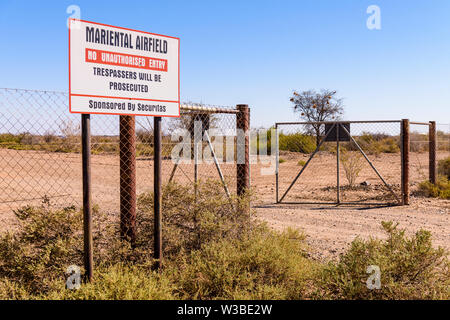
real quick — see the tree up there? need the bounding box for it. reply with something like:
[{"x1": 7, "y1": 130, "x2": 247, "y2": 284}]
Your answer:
[{"x1": 290, "y1": 89, "x2": 344, "y2": 146}]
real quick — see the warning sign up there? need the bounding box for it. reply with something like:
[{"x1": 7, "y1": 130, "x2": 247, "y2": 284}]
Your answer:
[{"x1": 69, "y1": 19, "x2": 180, "y2": 117}]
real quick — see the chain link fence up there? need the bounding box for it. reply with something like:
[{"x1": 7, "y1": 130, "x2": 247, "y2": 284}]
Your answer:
[
  {"x1": 1, "y1": 87, "x2": 448, "y2": 223},
  {"x1": 0, "y1": 89, "x2": 249, "y2": 231},
  {"x1": 273, "y1": 119, "x2": 450, "y2": 205},
  {"x1": 409, "y1": 121, "x2": 450, "y2": 192},
  {"x1": 275, "y1": 121, "x2": 403, "y2": 205}
]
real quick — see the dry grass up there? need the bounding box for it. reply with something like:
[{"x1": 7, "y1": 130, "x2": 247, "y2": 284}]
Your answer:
[{"x1": 0, "y1": 189, "x2": 448, "y2": 300}]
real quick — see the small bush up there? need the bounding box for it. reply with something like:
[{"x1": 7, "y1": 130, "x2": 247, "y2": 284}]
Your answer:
[
  {"x1": 278, "y1": 158, "x2": 286, "y2": 163},
  {"x1": 0, "y1": 204, "x2": 83, "y2": 293},
  {"x1": 0, "y1": 133, "x2": 22, "y2": 144},
  {"x1": 136, "y1": 181, "x2": 251, "y2": 257},
  {"x1": 340, "y1": 149, "x2": 364, "y2": 186},
  {"x1": 279, "y1": 133, "x2": 316, "y2": 154},
  {"x1": 171, "y1": 226, "x2": 317, "y2": 300},
  {"x1": 355, "y1": 133, "x2": 400, "y2": 155},
  {"x1": 0, "y1": 185, "x2": 448, "y2": 300},
  {"x1": 320, "y1": 221, "x2": 450, "y2": 299},
  {"x1": 0, "y1": 200, "x2": 120, "y2": 296},
  {"x1": 42, "y1": 131, "x2": 57, "y2": 143},
  {"x1": 379, "y1": 137, "x2": 400, "y2": 153},
  {"x1": 136, "y1": 129, "x2": 153, "y2": 144},
  {"x1": 297, "y1": 160, "x2": 306, "y2": 166},
  {"x1": 41, "y1": 264, "x2": 176, "y2": 300},
  {"x1": 417, "y1": 177, "x2": 450, "y2": 199}
]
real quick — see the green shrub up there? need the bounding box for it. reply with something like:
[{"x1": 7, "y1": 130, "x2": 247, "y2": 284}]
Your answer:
[
  {"x1": 136, "y1": 181, "x2": 251, "y2": 257},
  {"x1": 0, "y1": 204, "x2": 83, "y2": 293},
  {"x1": 0, "y1": 133, "x2": 22, "y2": 144},
  {"x1": 297, "y1": 160, "x2": 306, "y2": 166},
  {"x1": 279, "y1": 133, "x2": 316, "y2": 154},
  {"x1": 0, "y1": 278, "x2": 32, "y2": 300},
  {"x1": 320, "y1": 221, "x2": 450, "y2": 299},
  {"x1": 41, "y1": 264, "x2": 176, "y2": 300},
  {"x1": 0, "y1": 200, "x2": 122, "y2": 296},
  {"x1": 379, "y1": 137, "x2": 400, "y2": 153},
  {"x1": 278, "y1": 158, "x2": 286, "y2": 163},
  {"x1": 0, "y1": 185, "x2": 448, "y2": 300},
  {"x1": 340, "y1": 149, "x2": 364, "y2": 186},
  {"x1": 171, "y1": 226, "x2": 317, "y2": 300},
  {"x1": 136, "y1": 129, "x2": 153, "y2": 144},
  {"x1": 355, "y1": 133, "x2": 400, "y2": 155},
  {"x1": 418, "y1": 177, "x2": 450, "y2": 199}
]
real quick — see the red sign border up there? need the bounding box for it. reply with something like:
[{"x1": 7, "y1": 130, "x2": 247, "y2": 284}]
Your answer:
[{"x1": 69, "y1": 18, "x2": 180, "y2": 118}]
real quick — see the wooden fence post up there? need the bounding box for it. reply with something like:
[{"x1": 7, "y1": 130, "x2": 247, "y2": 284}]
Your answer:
[
  {"x1": 401, "y1": 119, "x2": 410, "y2": 205},
  {"x1": 236, "y1": 105, "x2": 250, "y2": 198},
  {"x1": 429, "y1": 121, "x2": 437, "y2": 184}
]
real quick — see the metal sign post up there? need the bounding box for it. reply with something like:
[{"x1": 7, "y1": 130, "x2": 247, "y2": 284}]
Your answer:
[
  {"x1": 119, "y1": 115, "x2": 137, "y2": 244},
  {"x1": 70, "y1": 19, "x2": 180, "y2": 277},
  {"x1": 81, "y1": 114, "x2": 93, "y2": 281},
  {"x1": 153, "y1": 117, "x2": 162, "y2": 269}
]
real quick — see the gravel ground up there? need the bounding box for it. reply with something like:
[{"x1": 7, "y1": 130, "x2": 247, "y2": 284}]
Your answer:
[{"x1": 254, "y1": 198, "x2": 449, "y2": 261}]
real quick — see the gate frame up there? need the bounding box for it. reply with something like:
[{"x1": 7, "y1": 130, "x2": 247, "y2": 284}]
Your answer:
[{"x1": 274, "y1": 119, "x2": 436, "y2": 206}]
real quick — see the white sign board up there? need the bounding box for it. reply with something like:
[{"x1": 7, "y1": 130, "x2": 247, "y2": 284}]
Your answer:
[{"x1": 69, "y1": 19, "x2": 180, "y2": 117}]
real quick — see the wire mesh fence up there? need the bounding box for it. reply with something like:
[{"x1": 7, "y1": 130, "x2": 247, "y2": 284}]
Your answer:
[
  {"x1": 274, "y1": 119, "x2": 449, "y2": 205},
  {"x1": 1, "y1": 88, "x2": 448, "y2": 220},
  {"x1": 275, "y1": 121, "x2": 404, "y2": 205},
  {"x1": 409, "y1": 121, "x2": 450, "y2": 190},
  {"x1": 409, "y1": 122, "x2": 431, "y2": 188},
  {"x1": 0, "y1": 88, "x2": 247, "y2": 227},
  {"x1": 437, "y1": 123, "x2": 450, "y2": 154}
]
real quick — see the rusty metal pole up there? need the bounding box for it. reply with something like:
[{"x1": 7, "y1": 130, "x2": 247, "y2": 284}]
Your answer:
[
  {"x1": 194, "y1": 116, "x2": 199, "y2": 201},
  {"x1": 81, "y1": 114, "x2": 93, "y2": 282},
  {"x1": 275, "y1": 124, "x2": 279, "y2": 203},
  {"x1": 429, "y1": 121, "x2": 437, "y2": 184},
  {"x1": 336, "y1": 123, "x2": 340, "y2": 204},
  {"x1": 153, "y1": 116, "x2": 162, "y2": 269},
  {"x1": 401, "y1": 119, "x2": 410, "y2": 205},
  {"x1": 119, "y1": 115, "x2": 136, "y2": 244},
  {"x1": 236, "y1": 105, "x2": 250, "y2": 199}
]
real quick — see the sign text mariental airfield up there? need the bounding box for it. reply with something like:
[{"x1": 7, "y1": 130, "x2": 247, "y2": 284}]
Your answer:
[{"x1": 69, "y1": 19, "x2": 180, "y2": 117}]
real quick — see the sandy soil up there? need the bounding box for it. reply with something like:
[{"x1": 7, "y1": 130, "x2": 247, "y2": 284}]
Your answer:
[
  {"x1": 254, "y1": 199, "x2": 449, "y2": 261},
  {"x1": 0, "y1": 148, "x2": 448, "y2": 260}
]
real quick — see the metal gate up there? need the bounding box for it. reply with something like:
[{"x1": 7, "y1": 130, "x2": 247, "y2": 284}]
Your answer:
[{"x1": 275, "y1": 120, "x2": 407, "y2": 206}]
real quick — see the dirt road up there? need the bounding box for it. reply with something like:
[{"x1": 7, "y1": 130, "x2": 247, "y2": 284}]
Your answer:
[{"x1": 254, "y1": 198, "x2": 449, "y2": 260}]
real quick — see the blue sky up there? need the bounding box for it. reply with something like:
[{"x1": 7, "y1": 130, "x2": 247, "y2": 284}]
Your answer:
[{"x1": 0, "y1": 0, "x2": 449, "y2": 127}]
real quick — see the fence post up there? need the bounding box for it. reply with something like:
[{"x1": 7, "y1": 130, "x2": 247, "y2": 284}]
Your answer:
[
  {"x1": 81, "y1": 114, "x2": 93, "y2": 282},
  {"x1": 119, "y1": 115, "x2": 136, "y2": 244},
  {"x1": 236, "y1": 104, "x2": 250, "y2": 198},
  {"x1": 429, "y1": 121, "x2": 437, "y2": 184},
  {"x1": 336, "y1": 123, "x2": 340, "y2": 204},
  {"x1": 401, "y1": 119, "x2": 410, "y2": 205},
  {"x1": 153, "y1": 116, "x2": 162, "y2": 269},
  {"x1": 275, "y1": 124, "x2": 279, "y2": 203}
]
